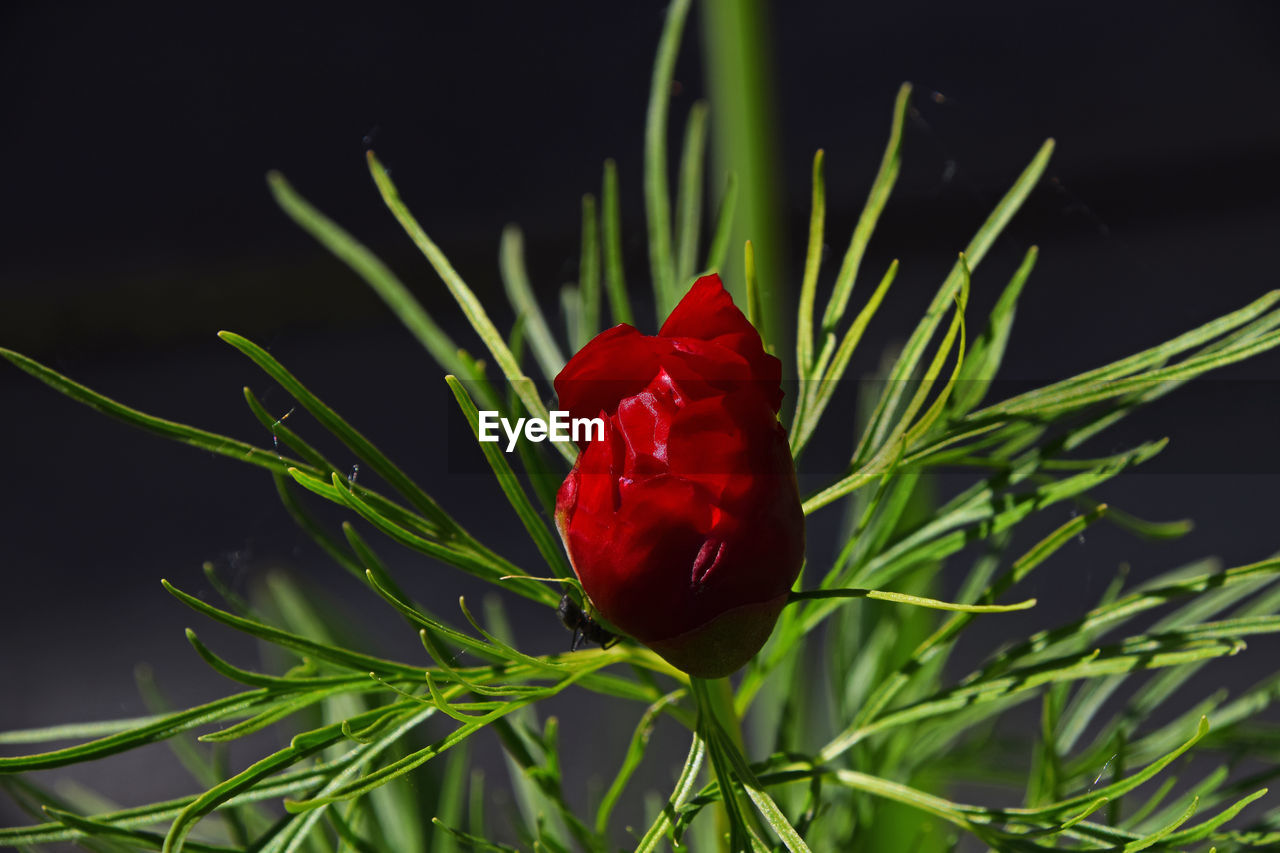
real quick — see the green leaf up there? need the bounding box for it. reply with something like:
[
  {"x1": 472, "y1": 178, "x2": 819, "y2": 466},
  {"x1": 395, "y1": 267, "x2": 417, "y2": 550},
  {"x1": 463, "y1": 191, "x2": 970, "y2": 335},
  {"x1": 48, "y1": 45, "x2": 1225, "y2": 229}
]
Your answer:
[
  {"x1": 218, "y1": 330, "x2": 458, "y2": 534},
  {"x1": 266, "y1": 171, "x2": 484, "y2": 387},
  {"x1": 983, "y1": 556, "x2": 1280, "y2": 685},
  {"x1": 707, "y1": 724, "x2": 813, "y2": 852},
  {"x1": 795, "y1": 266, "x2": 899, "y2": 454},
  {"x1": 595, "y1": 690, "x2": 686, "y2": 834},
  {"x1": 1162, "y1": 789, "x2": 1268, "y2": 845},
  {"x1": 0, "y1": 717, "x2": 168, "y2": 746},
  {"x1": 788, "y1": 587, "x2": 1035, "y2": 613},
  {"x1": 795, "y1": 148, "x2": 826, "y2": 379},
  {"x1": 644, "y1": 0, "x2": 692, "y2": 317},
  {"x1": 0, "y1": 688, "x2": 274, "y2": 773},
  {"x1": 244, "y1": 386, "x2": 334, "y2": 472},
  {"x1": 165, "y1": 704, "x2": 425, "y2": 853},
  {"x1": 576, "y1": 193, "x2": 602, "y2": 350},
  {"x1": 272, "y1": 473, "x2": 365, "y2": 583},
  {"x1": 302, "y1": 469, "x2": 555, "y2": 606},
  {"x1": 970, "y1": 289, "x2": 1280, "y2": 421},
  {"x1": 0, "y1": 347, "x2": 294, "y2": 475},
  {"x1": 949, "y1": 244, "x2": 1038, "y2": 416},
  {"x1": 703, "y1": 171, "x2": 739, "y2": 277},
  {"x1": 818, "y1": 83, "x2": 911, "y2": 337},
  {"x1": 499, "y1": 225, "x2": 567, "y2": 381},
  {"x1": 423, "y1": 742, "x2": 469, "y2": 853},
  {"x1": 163, "y1": 578, "x2": 426, "y2": 678},
  {"x1": 599, "y1": 159, "x2": 634, "y2": 326},
  {"x1": 42, "y1": 806, "x2": 241, "y2": 853},
  {"x1": 283, "y1": 667, "x2": 599, "y2": 814},
  {"x1": 856, "y1": 137, "x2": 1054, "y2": 464},
  {"x1": 801, "y1": 265, "x2": 968, "y2": 514},
  {"x1": 635, "y1": 730, "x2": 707, "y2": 853},
  {"x1": 365, "y1": 150, "x2": 574, "y2": 464},
  {"x1": 444, "y1": 375, "x2": 571, "y2": 580},
  {"x1": 675, "y1": 100, "x2": 710, "y2": 286},
  {"x1": 744, "y1": 240, "x2": 764, "y2": 347}
]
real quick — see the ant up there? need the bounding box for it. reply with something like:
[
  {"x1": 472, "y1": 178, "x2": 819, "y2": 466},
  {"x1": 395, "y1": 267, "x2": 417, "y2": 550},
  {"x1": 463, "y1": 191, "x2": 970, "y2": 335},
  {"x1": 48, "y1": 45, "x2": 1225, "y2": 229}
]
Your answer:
[{"x1": 558, "y1": 592, "x2": 619, "y2": 651}]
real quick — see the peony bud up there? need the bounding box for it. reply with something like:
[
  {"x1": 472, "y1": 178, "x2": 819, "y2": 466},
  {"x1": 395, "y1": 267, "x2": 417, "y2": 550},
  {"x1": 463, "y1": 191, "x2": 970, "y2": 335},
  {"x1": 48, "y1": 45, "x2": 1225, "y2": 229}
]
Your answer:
[{"x1": 554, "y1": 274, "x2": 805, "y2": 678}]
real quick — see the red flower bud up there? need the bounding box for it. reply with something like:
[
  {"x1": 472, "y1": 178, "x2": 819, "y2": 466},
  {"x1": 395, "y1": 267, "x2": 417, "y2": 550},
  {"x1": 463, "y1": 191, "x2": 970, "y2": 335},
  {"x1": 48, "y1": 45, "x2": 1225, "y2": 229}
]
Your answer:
[{"x1": 554, "y1": 274, "x2": 805, "y2": 678}]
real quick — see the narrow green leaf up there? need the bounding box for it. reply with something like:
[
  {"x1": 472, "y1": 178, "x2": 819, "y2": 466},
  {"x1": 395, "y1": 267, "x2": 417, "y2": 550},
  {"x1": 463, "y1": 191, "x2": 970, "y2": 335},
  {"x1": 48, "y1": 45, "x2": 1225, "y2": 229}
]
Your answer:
[
  {"x1": 185, "y1": 629, "x2": 364, "y2": 691},
  {"x1": 0, "y1": 348, "x2": 294, "y2": 475},
  {"x1": 595, "y1": 690, "x2": 685, "y2": 834},
  {"x1": 823, "y1": 630, "x2": 1227, "y2": 761},
  {"x1": 577, "y1": 194, "x2": 602, "y2": 349},
  {"x1": 199, "y1": 692, "x2": 335, "y2": 744},
  {"x1": 431, "y1": 741, "x2": 470, "y2": 853},
  {"x1": 983, "y1": 556, "x2": 1280, "y2": 684},
  {"x1": 705, "y1": 724, "x2": 812, "y2": 852},
  {"x1": 284, "y1": 668, "x2": 597, "y2": 813},
  {"x1": 266, "y1": 171, "x2": 482, "y2": 386},
  {"x1": 0, "y1": 767, "x2": 335, "y2": 846},
  {"x1": 0, "y1": 689, "x2": 273, "y2": 772},
  {"x1": 792, "y1": 259, "x2": 899, "y2": 455},
  {"x1": 744, "y1": 240, "x2": 764, "y2": 346},
  {"x1": 644, "y1": 0, "x2": 692, "y2": 316},
  {"x1": 42, "y1": 807, "x2": 240, "y2": 853},
  {"x1": 339, "y1": 522, "x2": 416, "y2": 617},
  {"x1": 271, "y1": 473, "x2": 365, "y2": 583},
  {"x1": 803, "y1": 265, "x2": 968, "y2": 514},
  {"x1": 950, "y1": 245, "x2": 1038, "y2": 415},
  {"x1": 164, "y1": 703, "x2": 419, "y2": 853},
  {"x1": 635, "y1": 730, "x2": 707, "y2": 853},
  {"x1": 305, "y1": 469, "x2": 556, "y2": 606},
  {"x1": 218, "y1": 330, "x2": 458, "y2": 533},
  {"x1": 163, "y1": 578, "x2": 425, "y2": 678},
  {"x1": 499, "y1": 225, "x2": 567, "y2": 381},
  {"x1": 703, "y1": 171, "x2": 739, "y2": 276},
  {"x1": 431, "y1": 819, "x2": 518, "y2": 853},
  {"x1": 675, "y1": 101, "x2": 710, "y2": 287},
  {"x1": 971, "y1": 289, "x2": 1280, "y2": 421},
  {"x1": 364, "y1": 576, "x2": 505, "y2": 666},
  {"x1": 819, "y1": 83, "x2": 911, "y2": 334},
  {"x1": 244, "y1": 386, "x2": 334, "y2": 472},
  {"x1": 599, "y1": 159, "x2": 634, "y2": 326},
  {"x1": 1162, "y1": 789, "x2": 1268, "y2": 845},
  {"x1": 985, "y1": 328, "x2": 1280, "y2": 420},
  {"x1": 0, "y1": 717, "x2": 166, "y2": 746},
  {"x1": 1121, "y1": 796, "x2": 1198, "y2": 852},
  {"x1": 796, "y1": 149, "x2": 826, "y2": 377},
  {"x1": 789, "y1": 587, "x2": 1034, "y2": 613},
  {"x1": 857, "y1": 137, "x2": 1054, "y2": 462},
  {"x1": 365, "y1": 151, "x2": 573, "y2": 464},
  {"x1": 445, "y1": 375, "x2": 571, "y2": 579}
]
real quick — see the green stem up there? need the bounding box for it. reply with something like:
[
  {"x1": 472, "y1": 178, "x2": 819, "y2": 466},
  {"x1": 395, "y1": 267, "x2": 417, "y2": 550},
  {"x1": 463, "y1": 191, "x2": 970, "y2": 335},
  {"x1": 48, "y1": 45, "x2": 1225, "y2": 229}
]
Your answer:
[
  {"x1": 692, "y1": 677, "x2": 767, "y2": 847},
  {"x1": 694, "y1": 676, "x2": 745, "y2": 754},
  {"x1": 699, "y1": 0, "x2": 789, "y2": 378}
]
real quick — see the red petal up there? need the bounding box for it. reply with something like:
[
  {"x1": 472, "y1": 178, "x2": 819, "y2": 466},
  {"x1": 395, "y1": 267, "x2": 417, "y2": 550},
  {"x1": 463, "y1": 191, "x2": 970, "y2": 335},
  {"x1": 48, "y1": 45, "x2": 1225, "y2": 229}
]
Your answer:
[
  {"x1": 659, "y1": 274, "x2": 753, "y2": 341},
  {"x1": 659, "y1": 274, "x2": 783, "y2": 412},
  {"x1": 553, "y1": 324, "x2": 664, "y2": 425}
]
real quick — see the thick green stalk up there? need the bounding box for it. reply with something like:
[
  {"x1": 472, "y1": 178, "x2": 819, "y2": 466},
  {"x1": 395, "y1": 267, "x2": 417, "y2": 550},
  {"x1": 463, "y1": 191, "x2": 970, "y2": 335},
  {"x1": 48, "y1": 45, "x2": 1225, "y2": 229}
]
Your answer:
[{"x1": 700, "y1": 0, "x2": 789, "y2": 372}]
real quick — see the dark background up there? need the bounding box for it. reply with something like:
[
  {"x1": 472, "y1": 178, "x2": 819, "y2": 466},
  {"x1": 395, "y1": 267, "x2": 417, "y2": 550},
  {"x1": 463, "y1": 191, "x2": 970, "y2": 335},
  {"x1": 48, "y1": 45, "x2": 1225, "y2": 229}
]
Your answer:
[{"x1": 3, "y1": 0, "x2": 1279, "y2": 840}]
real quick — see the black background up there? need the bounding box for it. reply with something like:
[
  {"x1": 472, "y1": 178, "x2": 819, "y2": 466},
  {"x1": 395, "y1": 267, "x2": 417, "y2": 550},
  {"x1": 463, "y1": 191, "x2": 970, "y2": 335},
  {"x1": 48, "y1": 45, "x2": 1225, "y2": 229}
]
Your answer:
[{"x1": 3, "y1": 0, "x2": 1279, "y2": 839}]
